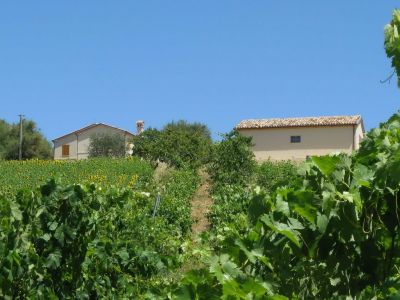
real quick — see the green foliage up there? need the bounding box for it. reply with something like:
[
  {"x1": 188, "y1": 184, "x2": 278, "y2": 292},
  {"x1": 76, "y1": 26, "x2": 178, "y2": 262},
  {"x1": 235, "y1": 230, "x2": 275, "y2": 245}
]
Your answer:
[
  {"x1": 384, "y1": 9, "x2": 400, "y2": 86},
  {"x1": 207, "y1": 184, "x2": 250, "y2": 231},
  {"x1": 131, "y1": 128, "x2": 163, "y2": 167},
  {"x1": 169, "y1": 112, "x2": 400, "y2": 299},
  {"x1": 208, "y1": 130, "x2": 256, "y2": 190},
  {"x1": 0, "y1": 157, "x2": 153, "y2": 196},
  {"x1": 88, "y1": 133, "x2": 126, "y2": 158},
  {"x1": 161, "y1": 120, "x2": 212, "y2": 169},
  {"x1": 0, "y1": 167, "x2": 199, "y2": 298},
  {"x1": 0, "y1": 120, "x2": 11, "y2": 158},
  {"x1": 0, "y1": 118, "x2": 52, "y2": 160},
  {"x1": 256, "y1": 160, "x2": 299, "y2": 193},
  {"x1": 206, "y1": 149, "x2": 299, "y2": 243},
  {"x1": 156, "y1": 169, "x2": 201, "y2": 235},
  {"x1": 0, "y1": 181, "x2": 99, "y2": 298},
  {"x1": 132, "y1": 120, "x2": 212, "y2": 170}
]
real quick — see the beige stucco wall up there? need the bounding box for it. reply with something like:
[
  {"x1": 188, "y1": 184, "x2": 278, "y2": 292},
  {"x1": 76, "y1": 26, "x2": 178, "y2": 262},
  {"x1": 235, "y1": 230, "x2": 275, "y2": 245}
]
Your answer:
[
  {"x1": 53, "y1": 133, "x2": 78, "y2": 160},
  {"x1": 53, "y1": 125, "x2": 134, "y2": 160},
  {"x1": 238, "y1": 125, "x2": 360, "y2": 161}
]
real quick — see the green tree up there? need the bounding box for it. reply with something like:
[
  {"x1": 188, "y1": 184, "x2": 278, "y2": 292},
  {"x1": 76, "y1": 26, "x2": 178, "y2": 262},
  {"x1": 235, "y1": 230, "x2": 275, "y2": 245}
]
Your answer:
[
  {"x1": 88, "y1": 133, "x2": 126, "y2": 158},
  {"x1": 132, "y1": 120, "x2": 212, "y2": 170},
  {"x1": 1, "y1": 119, "x2": 52, "y2": 160},
  {"x1": 384, "y1": 9, "x2": 400, "y2": 86},
  {"x1": 131, "y1": 128, "x2": 162, "y2": 167},
  {"x1": 0, "y1": 120, "x2": 11, "y2": 158},
  {"x1": 207, "y1": 130, "x2": 256, "y2": 189},
  {"x1": 160, "y1": 120, "x2": 212, "y2": 169}
]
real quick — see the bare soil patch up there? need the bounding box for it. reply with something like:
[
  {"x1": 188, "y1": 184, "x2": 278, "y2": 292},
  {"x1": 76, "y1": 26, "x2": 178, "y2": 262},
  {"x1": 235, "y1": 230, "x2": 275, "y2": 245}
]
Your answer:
[{"x1": 191, "y1": 175, "x2": 212, "y2": 234}]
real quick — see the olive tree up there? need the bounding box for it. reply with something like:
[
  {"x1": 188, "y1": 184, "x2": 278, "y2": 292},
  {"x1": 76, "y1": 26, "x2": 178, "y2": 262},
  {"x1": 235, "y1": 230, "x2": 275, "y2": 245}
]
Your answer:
[{"x1": 88, "y1": 133, "x2": 126, "y2": 158}]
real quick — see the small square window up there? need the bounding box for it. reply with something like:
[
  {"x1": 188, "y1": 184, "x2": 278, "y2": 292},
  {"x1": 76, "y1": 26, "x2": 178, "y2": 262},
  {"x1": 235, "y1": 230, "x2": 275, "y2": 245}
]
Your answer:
[
  {"x1": 290, "y1": 136, "x2": 301, "y2": 143},
  {"x1": 62, "y1": 144, "x2": 70, "y2": 156}
]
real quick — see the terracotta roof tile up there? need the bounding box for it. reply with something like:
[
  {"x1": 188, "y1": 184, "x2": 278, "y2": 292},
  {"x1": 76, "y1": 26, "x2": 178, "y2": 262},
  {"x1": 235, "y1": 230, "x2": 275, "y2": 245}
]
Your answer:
[{"x1": 236, "y1": 115, "x2": 363, "y2": 130}]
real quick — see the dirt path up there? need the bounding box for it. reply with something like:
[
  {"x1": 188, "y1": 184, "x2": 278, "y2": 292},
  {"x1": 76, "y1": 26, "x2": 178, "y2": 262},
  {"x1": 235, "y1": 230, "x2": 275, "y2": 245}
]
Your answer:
[
  {"x1": 154, "y1": 164, "x2": 213, "y2": 235},
  {"x1": 176, "y1": 173, "x2": 213, "y2": 275},
  {"x1": 191, "y1": 176, "x2": 213, "y2": 234}
]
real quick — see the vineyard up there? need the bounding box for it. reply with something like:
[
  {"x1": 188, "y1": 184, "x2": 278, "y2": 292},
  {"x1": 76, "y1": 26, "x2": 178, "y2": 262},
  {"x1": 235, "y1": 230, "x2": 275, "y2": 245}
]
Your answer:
[
  {"x1": 2, "y1": 112, "x2": 400, "y2": 299},
  {"x1": 165, "y1": 112, "x2": 400, "y2": 299},
  {"x1": 1, "y1": 9, "x2": 400, "y2": 296},
  {"x1": 0, "y1": 158, "x2": 200, "y2": 298}
]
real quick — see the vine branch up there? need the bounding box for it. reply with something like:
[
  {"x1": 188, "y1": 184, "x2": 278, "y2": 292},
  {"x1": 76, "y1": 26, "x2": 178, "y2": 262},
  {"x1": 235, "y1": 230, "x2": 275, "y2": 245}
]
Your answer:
[{"x1": 380, "y1": 70, "x2": 396, "y2": 84}]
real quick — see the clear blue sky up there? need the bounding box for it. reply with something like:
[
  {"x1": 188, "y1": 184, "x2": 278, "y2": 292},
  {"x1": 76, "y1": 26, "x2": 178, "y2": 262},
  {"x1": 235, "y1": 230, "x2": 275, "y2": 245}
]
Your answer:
[{"x1": 0, "y1": 1, "x2": 399, "y2": 140}]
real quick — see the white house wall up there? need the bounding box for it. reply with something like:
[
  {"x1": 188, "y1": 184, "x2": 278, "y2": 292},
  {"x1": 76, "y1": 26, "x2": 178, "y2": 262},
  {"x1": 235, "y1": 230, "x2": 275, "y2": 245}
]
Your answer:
[
  {"x1": 53, "y1": 134, "x2": 78, "y2": 160},
  {"x1": 238, "y1": 125, "x2": 355, "y2": 161},
  {"x1": 54, "y1": 125, "x2": 133, "y2": 160}
]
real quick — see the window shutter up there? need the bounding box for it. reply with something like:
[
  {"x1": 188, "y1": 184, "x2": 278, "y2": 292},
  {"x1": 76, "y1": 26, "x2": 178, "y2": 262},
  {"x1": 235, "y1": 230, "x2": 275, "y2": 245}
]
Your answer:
[{"x1": 62, "y1": 144, "x2": 70, "y2": 156}]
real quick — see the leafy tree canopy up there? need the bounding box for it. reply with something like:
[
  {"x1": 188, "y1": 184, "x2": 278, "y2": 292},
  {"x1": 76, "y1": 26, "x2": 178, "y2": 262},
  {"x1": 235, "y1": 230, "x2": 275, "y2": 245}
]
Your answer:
[
  {"x1": 131, "y1": 128, "x2": 162, "y2": 167},
  {"x1": 384, "y1": 9, "x2": 400, "y2": 85},
  {"x1": 132, "y1": 120, "x2": 212, "y2": 170},
  {"x1": 88, "y1": 133, "x2": 126, "y2": 158},
  {"x1": 207, "y1": 130, "x2": 256, "y2": 189},
  {"x1": 0, "y1": 118, "x2": 52, "y2": 160},
  {"x1": 161, "y1": 120, "x2": 212, "y2": 169}
]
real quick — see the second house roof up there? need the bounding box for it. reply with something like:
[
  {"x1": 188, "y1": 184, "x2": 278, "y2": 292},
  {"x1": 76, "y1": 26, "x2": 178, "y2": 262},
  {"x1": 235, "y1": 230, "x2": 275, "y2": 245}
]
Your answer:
[{"x1": 236, "y1": 115, "x2": 363, "y2": 130}]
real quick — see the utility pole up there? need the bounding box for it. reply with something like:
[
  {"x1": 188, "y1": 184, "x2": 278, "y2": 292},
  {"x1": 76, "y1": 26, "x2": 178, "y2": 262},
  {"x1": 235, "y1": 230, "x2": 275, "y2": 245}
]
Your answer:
[{"x1": 18, "y1": 114, "x2": 24, "y2": 160}]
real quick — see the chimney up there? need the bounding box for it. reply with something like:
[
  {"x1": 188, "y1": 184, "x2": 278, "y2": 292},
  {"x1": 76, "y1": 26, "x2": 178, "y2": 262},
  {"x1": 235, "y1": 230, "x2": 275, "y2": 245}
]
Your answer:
[{"x1": 136, "y1": 120, "x2": 144, "y2": 134}]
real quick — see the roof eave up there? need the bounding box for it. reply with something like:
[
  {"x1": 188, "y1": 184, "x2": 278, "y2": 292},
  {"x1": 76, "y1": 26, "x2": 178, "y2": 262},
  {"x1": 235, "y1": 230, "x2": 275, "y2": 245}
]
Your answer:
[
  {"x1": 52, "y1": 123, "x2": 135, "y2": 142},
  {"x1": 236, "y1": 123, "x2": 361, "y2": 130}
]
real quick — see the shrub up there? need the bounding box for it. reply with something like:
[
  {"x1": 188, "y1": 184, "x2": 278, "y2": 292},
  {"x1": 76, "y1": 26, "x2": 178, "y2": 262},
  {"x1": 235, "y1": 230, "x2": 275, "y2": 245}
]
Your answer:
[
  {"x1": 132, "y1": 120, "x2": 212, "y2": 170},
  {"x1": 160, "y1": 121, "x2": 212, "y2": 169},
  {"x1": 131, "y1": 128, "x2": 162, "y2": 167},
  {"x1": 256, "y1": 160, "x2": 299, "y2": 193},
  {"x1": 207, "y1": 130, "x2": 256, "y2": 190},
  {"x1": 207, "y1": 184, "x2": 250, "y2": 230},
  {"x1": 88, "y1": 133, "x2": 126, "y2": 158}
]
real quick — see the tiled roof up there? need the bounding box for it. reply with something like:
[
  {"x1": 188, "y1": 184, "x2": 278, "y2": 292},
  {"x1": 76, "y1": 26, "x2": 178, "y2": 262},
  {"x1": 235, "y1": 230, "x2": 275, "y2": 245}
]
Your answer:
[
  {"x1": 236, "y1": 115, "x2": 363, "y2": 130},
  {"x1": 52, "y1": 123, "x2": 135, "y2": 142}
]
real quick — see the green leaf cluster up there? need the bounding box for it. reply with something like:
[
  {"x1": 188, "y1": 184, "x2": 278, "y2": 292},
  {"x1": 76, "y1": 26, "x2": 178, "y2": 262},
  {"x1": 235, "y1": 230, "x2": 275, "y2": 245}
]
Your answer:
[
  {"x1": 385, "y1": 9, "x2": 400, "y2": 86},
  {"x1": 132, "y1": 120, "x2": 212, "y2": 170},
  {"x1": 0, "y1": 167, "x2": 200, "y2": 298},
  {"x1": 256, "y1": 160, "x2": 299, "y2": 194},
  {"x1": 207, "y1": 130, "x2": 257, "y2": 191}
]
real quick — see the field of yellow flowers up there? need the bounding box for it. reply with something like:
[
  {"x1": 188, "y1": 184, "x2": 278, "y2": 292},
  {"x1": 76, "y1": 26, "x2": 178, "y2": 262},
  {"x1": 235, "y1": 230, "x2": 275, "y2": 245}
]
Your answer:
[{"x1": 0, "y1": 157, "x2": 153, "y2": 195}]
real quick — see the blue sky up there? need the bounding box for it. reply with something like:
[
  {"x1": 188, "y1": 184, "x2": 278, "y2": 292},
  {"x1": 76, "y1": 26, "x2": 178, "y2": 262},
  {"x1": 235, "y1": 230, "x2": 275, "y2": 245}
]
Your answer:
[{"x1": 0, "y1": 1, "x2": 399, "y2": 140}]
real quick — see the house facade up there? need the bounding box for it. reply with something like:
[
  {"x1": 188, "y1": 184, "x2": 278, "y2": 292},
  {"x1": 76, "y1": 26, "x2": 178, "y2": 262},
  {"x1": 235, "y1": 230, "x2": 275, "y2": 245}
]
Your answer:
[
  {"x1": 52, "y1": 123, "x2": 136, "y2": 160},
  {"x1": 236, "y1": 115, "x2": 364, "y2": 161}
]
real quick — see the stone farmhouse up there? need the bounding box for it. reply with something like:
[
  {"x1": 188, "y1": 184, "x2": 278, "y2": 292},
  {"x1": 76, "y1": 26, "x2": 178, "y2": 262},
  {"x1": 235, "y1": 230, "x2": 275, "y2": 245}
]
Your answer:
[
  {"x1": 236, "y1": 115, "x2": 364, "y2": 161},
  {"x1": 52, "y1": 121, "x2": 144, "y2": 160}
]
